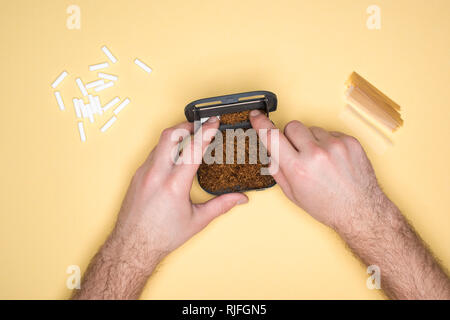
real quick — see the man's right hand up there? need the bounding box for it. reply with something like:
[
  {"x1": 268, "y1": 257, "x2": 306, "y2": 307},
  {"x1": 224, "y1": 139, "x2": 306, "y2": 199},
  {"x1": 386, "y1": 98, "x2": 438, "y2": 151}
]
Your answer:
[
  {"x1": 249, "y1": 109, "x2": 386, "y2": 234},
  {"x1": 249, "y1": 109, "x2": 450, "y2": 300}
]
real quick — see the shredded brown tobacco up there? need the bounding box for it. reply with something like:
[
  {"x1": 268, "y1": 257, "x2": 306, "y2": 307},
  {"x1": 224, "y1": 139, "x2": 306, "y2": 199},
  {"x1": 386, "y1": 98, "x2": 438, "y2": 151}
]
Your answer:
[{"x1": 197, "y1": 111, "x2": 275, "y2": 193}]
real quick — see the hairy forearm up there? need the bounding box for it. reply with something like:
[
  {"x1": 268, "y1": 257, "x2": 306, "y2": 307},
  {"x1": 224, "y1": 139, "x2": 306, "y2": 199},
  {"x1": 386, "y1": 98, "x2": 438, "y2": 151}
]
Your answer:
[
  {"x1": 72, "y1": 231, "x2": 166, "y2": 300},
  {"x1": 337, "y1": 192, "x2": 450, "y2": 299}
]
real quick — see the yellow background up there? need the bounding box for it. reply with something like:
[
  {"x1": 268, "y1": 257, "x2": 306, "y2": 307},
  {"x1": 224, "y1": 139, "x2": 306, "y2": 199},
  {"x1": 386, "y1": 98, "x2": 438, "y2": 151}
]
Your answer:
[{"x1": 0, "y1": 0, "x2": 449, "y2": 299}]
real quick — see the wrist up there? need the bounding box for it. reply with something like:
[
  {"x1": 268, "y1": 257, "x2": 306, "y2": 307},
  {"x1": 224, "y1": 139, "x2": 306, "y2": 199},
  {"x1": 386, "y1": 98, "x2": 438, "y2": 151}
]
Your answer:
[
  {"x1": 334, "y1": 191, "x2": 402, "y2": 241},
  {"x1": 73, "y1": 229, "x2": 168, "y2": 300},
  {"x1": 101, "y1": 230, "x2": 168, "y2": 277}
]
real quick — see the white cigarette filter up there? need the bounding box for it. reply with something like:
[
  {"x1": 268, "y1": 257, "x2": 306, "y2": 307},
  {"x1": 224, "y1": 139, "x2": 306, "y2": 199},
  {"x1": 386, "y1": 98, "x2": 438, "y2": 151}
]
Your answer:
[
  {"x1": 86, "y1": 103, "x2": 94, "y2": 123},
  {"x1": 134, "y1": 58, "x2": 152, "y2": 73},
  {"x1": 75, "y1": 78, "x2": 88, "y2": 96},
  {"x1": 98, "y1": 72, "x2": 118, "y2": 81},
  {"x1": 103, "y1": 96, "x2": 120, "y2": 112},
  {"x1": 88, "y1": 95, "x2": 98, "y2": 115},
  {"x1": 101, "y1": 116, "x2": 117, "y2": 132},
  {"x1": 51, "y1": 71, "x2": 68, "y2": 89},
  {"x1": 78, "y1": 122, "x2": 86, "y2": 142},
  {"x1": 85, "y1": 79, "x2": 105, "y2": 89},
  {"x1": 94, "y1": 81, "x2": 114, "y2": 92},
  {"x1": 73, "y1": 99, "x2": 82, "y2": 118},
  {"x1": 101, "y1": 46, "x2": 117, "y2": 64},
  {"x1": 93, "y1": 96, "x2": 102, "y2": 115},
  {"x1": 90, "y1": 95, "x2": 101, "y2": 115},
  {"x1": 79, "y1": 100, "x2": 88, "y2": 118},
  {"x1": 89, "y1": 62, "x2": 109, "y2": 71},
  {"x1": 113, "y1": 98, "x2": 130, "y2": 115},
  {"x1": 54, "y1": 91, "x2": 65, "y2": 111}
]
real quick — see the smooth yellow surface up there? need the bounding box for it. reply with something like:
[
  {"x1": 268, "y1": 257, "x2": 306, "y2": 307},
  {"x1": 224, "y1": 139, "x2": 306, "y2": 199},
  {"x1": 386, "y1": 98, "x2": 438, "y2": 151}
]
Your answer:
[{"x1": 0, "y1": 0, "x2": 449, "y2": 299}]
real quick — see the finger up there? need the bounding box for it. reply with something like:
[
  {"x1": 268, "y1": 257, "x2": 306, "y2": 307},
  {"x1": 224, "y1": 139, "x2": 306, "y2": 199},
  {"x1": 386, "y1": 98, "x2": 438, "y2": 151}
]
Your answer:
[
  {"x1": 192, "y1": 193, "x2": 248, "y2": 230},
  {"x1": 310, "y1": 126, "x2": 331, "y2": 142},
  {"x1": 329, "y1": 131, "x2": 362, "y2": 151},
  {"x1": 147, "y1": 122, "x2": 195, "y2": 170},
  {"x1": 283, "y1": 120, "x2": 317, "y2": 151},
  {"x1": 156, "y1": 121, "x2": 194, "y2": 155},
  {"x1": 330, "y1": 131, "x2": 343, "y2": 137},
  {"x1": 139, "y1": 122, "x2": 193, "y2": 170},
  {"x1": 173, "y1": 116, "x2": 220, "y2": 181},
  {"x1": 266, "y1": 162, "x2": 295, "y2": 200},
  {"x1": 249, "y1": 110, "x2": 298, "y2": 168},
  {"x1": 310, "y1": 127, "x2": 354, "y2": 160},
  {"x1": 329, "y1": 131, "x2": 355, "y2": 140}
]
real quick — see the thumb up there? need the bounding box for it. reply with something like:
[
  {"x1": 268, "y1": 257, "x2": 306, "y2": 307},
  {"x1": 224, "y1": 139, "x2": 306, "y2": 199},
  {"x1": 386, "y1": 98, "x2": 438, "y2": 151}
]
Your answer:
[{"x1": 192, "y1": 193, "x2": 249, "y2": 230}]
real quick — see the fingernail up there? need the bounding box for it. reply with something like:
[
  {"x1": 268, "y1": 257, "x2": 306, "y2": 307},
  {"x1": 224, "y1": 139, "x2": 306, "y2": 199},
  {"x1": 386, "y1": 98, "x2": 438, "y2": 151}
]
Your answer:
[
  {"x1": 207, "y1": 116, "x2": 218, "y2": 123},
  {"x1": 236, "y1": 198, "x2": 248, "y2": 205},
  {"x1": 250, "y1": 109, "x2": 262, "y2": 117}
]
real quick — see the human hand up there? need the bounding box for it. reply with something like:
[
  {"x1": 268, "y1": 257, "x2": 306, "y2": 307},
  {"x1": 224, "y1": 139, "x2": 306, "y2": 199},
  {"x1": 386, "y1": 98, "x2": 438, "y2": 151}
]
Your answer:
[
  {"x1": 249, "y1": 109, "x2": 391, "y2": 233},
  {"x1": 75, "y1": 111, "x2": 450, "y2": 301},
  {"x1": 73, "y1": 117, "x2": 248, "y2": 299},
  {"x1": 248, "y1": 111, "x2": 450, "y2": 301},
  {"x1": 108, "y1": 117, "x2": 248, "y2": 271}
]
